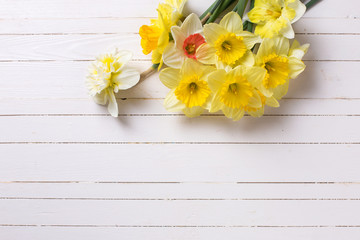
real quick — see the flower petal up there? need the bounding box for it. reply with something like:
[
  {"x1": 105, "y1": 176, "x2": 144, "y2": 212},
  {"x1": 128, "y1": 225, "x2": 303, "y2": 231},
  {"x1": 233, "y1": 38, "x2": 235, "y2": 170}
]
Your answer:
[
  {"x1": 209, "y1": 93, "x2": 223, "y2": 113},
  {"x1": 107, "y1": 90, "x2": 118, "y2": 117},
  {"x1": 280, "y1": 19, "x2": 295, "y2": 39},
  {"x1": 93, "y1": 90, "x2": 107, "y2": 105},
  {"x1": 196, "y1": 43, "x2": 217, "y2": 65},
  {"x1": 220, "y1": 12, "x2": 243, "y2": 34},
  {"x1": 164, "y1": 90, "x2": 185, "y2": 112},
  {"x1": 287, "y1": 0, "x2": 306, "y2": 23},
  {"x1": 159, "y1": 67, "x2": 181, "y2": 89},
  {"x1": 234, "y1": 50, "x2": 255, "y2": 67},
  {"x1": 244, "y1": 66, "x2": 267, "y2": 88},
  {"x1": 247, "y1": 90, "x2": 262, "y2": 109},
  {"x1": 289, "y1": 40, "x2": 310, "y2": 60},
  {"x1": 208, "y1": 69, "x2": 226, "y2": 92},
  {"x1": 171, "y1": 26, "x2": 187, "y2": 49},
  {"x1": 163, "y1": 42, "x2": 185, "y2": 69},
  {"x1": 237, "y1": 31, "x2": 261, "y2": 49},
  {"x1": 272, "y1": 81, "x2": 289, "y2": 100},
  {"x1": 222, "y1": 106, "x2": 244, "y2": 121},
  {"x1": 288, "y1": 57, "x2": 306, "y2": 79},
  {"x1": 203, "y1": 23, "x2": 228, "y2": 46},
  {"x1": 273, "y1": 36, "x2": 290, "y2": 56},
  {"x1": 183, "y1": 106, "x2": 204, "y2": 118},
  {"x1": 115, "y1": 50, "x2": 133, "y2": 67},
  {"x1": 266, "y1": 96, "x2": 280, "y2": 107},
  {"x1": 181, "y1": 13, "x2": 203, "y2": 36},
  {"x1": 113, "y1": 68, "x2": 140, "y2": 90}
]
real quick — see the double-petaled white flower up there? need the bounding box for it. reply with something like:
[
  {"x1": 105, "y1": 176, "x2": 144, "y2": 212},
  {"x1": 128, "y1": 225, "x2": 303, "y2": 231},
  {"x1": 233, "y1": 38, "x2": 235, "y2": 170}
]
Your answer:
[{"x1": 86, "y1": 49, "x2": 140, "y2": 117}]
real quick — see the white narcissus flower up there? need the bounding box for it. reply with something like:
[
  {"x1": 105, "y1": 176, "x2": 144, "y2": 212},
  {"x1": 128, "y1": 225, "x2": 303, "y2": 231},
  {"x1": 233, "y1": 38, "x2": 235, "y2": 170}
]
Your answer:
[
  {"x1": 163, "y1": 13, "x2": 216, "y2": 69},
  {"x1": 86, "y1": 49, "x2": 140, "y2": 117}
]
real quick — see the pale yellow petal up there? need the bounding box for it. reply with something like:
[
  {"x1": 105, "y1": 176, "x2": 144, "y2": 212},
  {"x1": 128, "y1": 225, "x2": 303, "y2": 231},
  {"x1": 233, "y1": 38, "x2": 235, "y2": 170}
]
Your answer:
[
  {"x1": 236, "y1": 31, "x2": 261, "y2": 49},
  {"x1": 272, "y1": 80, "x2": 289, "y2": 100},
  {"x1": 288, "y1": 57, "x2": 306, "y2": 79},
  {"x1": 286, "y1": 0, "x2": 306, "y2": 23},
  {"x1": 183, "y1": 106, "x2": 204, "y2": 118},
  {"x1": 265, "y1": 96, "x2": 280, "y2": 107},
  {"x1": 234, "y1": 50, "x2": 255, "y2": 67},
  {"x1": 196, "y1": 43, "x2": 217, "y2": 65},
  {"x1": 219, "y1": 12, "x2": 243, "y2": 34},
  {"x1": 243, "y1": 66, "x2": 267, "y2": 88},
  {"x1": 208, "y1": 69, "x2": 227, "y2": 92},
  {"x1": 164, "y1": 90, "x2": 185, "y2": 112},
  {"x1": 203, "y1": 23, "x2": 228, "y2": 46},
  {"x1": 209, "y1": 93, "x2": 223, "y2": 113},
  {"x1": 159, "y1": 68, "x2": 181, "y2": 89}
]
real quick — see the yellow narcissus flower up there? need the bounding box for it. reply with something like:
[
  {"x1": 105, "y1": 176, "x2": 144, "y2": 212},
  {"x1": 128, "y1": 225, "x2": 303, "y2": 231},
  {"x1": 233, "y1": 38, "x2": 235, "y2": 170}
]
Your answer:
[
  {"x1": 247, "y1": 0, "x2": 306, "y2": 39},
  {"x1": 86, "y1": 50, "x2": 140, "y2": 117},
  {"x1": 163, "y1": 13, "x2": 216, "y2": 69},
  {"x1": 253, "y1": 37, "x2": 309, "y2": 100},
  {"x1": 139, "y1": 0, "x2": 187, "y2": 68},
  {"x1": 208, "y1": 65, "x2": 266, "y2": 121},
  {"x1": 159, "y1": 59, "x2": 215, "y2": 117},
  {"x1": 203, "y1": 12, "x2": 261, "y2": 67}
]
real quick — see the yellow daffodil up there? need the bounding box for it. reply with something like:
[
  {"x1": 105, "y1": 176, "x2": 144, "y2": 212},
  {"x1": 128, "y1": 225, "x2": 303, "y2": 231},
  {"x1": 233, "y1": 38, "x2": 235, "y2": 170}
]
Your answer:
[
  {"x1": 139, "y1": 0, "x2": 187, "y2": 68},
  {"x1": 159, "y1": 59, "x2": 215, "y2": 117},
  {"x1": 247, "y1": 0, "x2": 306, "y2": 39},
  {"x1": 253, "y1": 37, "x2": 309, "y2": 100},
  {"x1": 208, "y1": 65, "x2": 266, "y2": 121},
  {"x1": 163, "y1": 13, "x2": 216, "y2": 68},
  {"x1": 203, "y1": 12, "x2": 261, "y2": 67},
  {"x1": 86, "y1": 49, "x2": 140, "y2": 117}
]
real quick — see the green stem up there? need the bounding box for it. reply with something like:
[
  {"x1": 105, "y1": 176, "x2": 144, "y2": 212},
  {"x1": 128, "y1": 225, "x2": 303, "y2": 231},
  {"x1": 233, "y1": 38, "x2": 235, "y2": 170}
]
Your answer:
[
  {"x1": 200, "y1": 0, "x2": 219, "y2": 19},
  {"x1": 233, "y1": 0, "x2": 249, "y2": 18},
  {"x1": 306, "y1": 0, "x2": 321, "y2": 9},
  {"x1": 246, "y1": 0, "x2": 255, "y2": 32},
  {"x1": 206, "y1": 0, "x2": 237, "y2": 24}
]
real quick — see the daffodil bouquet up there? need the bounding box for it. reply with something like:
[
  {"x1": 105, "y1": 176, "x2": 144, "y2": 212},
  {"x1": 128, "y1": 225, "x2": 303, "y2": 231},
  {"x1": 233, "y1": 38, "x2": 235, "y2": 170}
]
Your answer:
[{"x1": 87, "y1": 0, "x2": 319, "y2": 120}]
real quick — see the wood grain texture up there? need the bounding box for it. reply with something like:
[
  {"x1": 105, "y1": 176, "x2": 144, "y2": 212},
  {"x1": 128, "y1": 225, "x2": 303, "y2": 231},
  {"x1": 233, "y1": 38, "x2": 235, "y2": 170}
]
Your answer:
[{"x1": 1, "y1": 0, "x2": 360, "y2": 239}]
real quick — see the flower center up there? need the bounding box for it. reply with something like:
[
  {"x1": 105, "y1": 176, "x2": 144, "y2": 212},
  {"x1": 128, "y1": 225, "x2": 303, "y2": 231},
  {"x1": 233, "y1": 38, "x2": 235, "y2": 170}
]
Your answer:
[
  {"x1": 183, "y1": 34, "x2": 206, "y2": 60},
  {"x1": 214, "y1": 33, "x2": 247, "y2": 65},
  {"x1": 262, "y1": 53, "x2": 290, "y2": 89},
  {"x1": 220, "y1": 76, "x2": 253, "y2": 109},
  {"x1": 222, "y1": 41, "x2": 232, "y2": 51},
  {"x1": 175, "y1": 75, "x2": 211, "y2": 108}
]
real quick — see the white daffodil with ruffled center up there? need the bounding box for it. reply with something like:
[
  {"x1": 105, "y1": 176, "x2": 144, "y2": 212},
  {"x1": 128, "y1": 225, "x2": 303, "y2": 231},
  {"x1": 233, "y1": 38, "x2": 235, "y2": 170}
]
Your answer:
[
  {"x1": 253, "y1": 37, "x2": 309, "y2": 100},
  {"x1": 203, "y1": 12, "x2": 261, "y2": 67},
  {"x1": 163, "y1": 13, "x2": 216, "y2": 69},
  {"x1": 86, "y1": 50, "x2": 140, "y2": 117},
  {"x1": 208, "y1": 65, "x2": 266, "y2": 121},
  {"x1": 159, "y1": 59, "x2": 215, "y2": 117},
  {"x1": 247, "y1": 0, "x2": 306, "y2": 39}
]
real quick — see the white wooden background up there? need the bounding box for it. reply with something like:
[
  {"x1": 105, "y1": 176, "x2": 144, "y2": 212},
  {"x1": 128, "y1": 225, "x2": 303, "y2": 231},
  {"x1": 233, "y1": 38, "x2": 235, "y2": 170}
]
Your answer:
[{"x1": 1, "y1": 0, "x2": 360, "y2": 239}]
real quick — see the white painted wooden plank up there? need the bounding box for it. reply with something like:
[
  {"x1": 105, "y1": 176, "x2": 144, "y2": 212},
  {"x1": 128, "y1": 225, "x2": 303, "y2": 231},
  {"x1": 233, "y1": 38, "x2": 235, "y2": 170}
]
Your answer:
[
  {"x1": 1, "y1": 226, "x2": 360, "y2": 240},
  {"x1": 0, "y1": 35, "x2": 358, "y2": 61},
  {"x1": 0, "y1": 0, "x2": 358, "y2": 19},
  {"x1": 0, "y1": 61, "x2": 358, "y2": 99},
  {"x1": 0, "y1": 116, "x2": 359, "y2": 143},
  {"x1": 1, "y1": 99, "x2": 360, "y2": 115},
  {"x1": 0, "y1": 18, "x2": 358, "y2": 34},
  {"x1": 0, "y1": 145, "x2": 359, "y2": 182},
  {"x1": 1, "y1": 183, "x2": 360, "y2": 199},
  {"x1": 0, "y1": 199, "x2": 359, "y2": 225}
]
